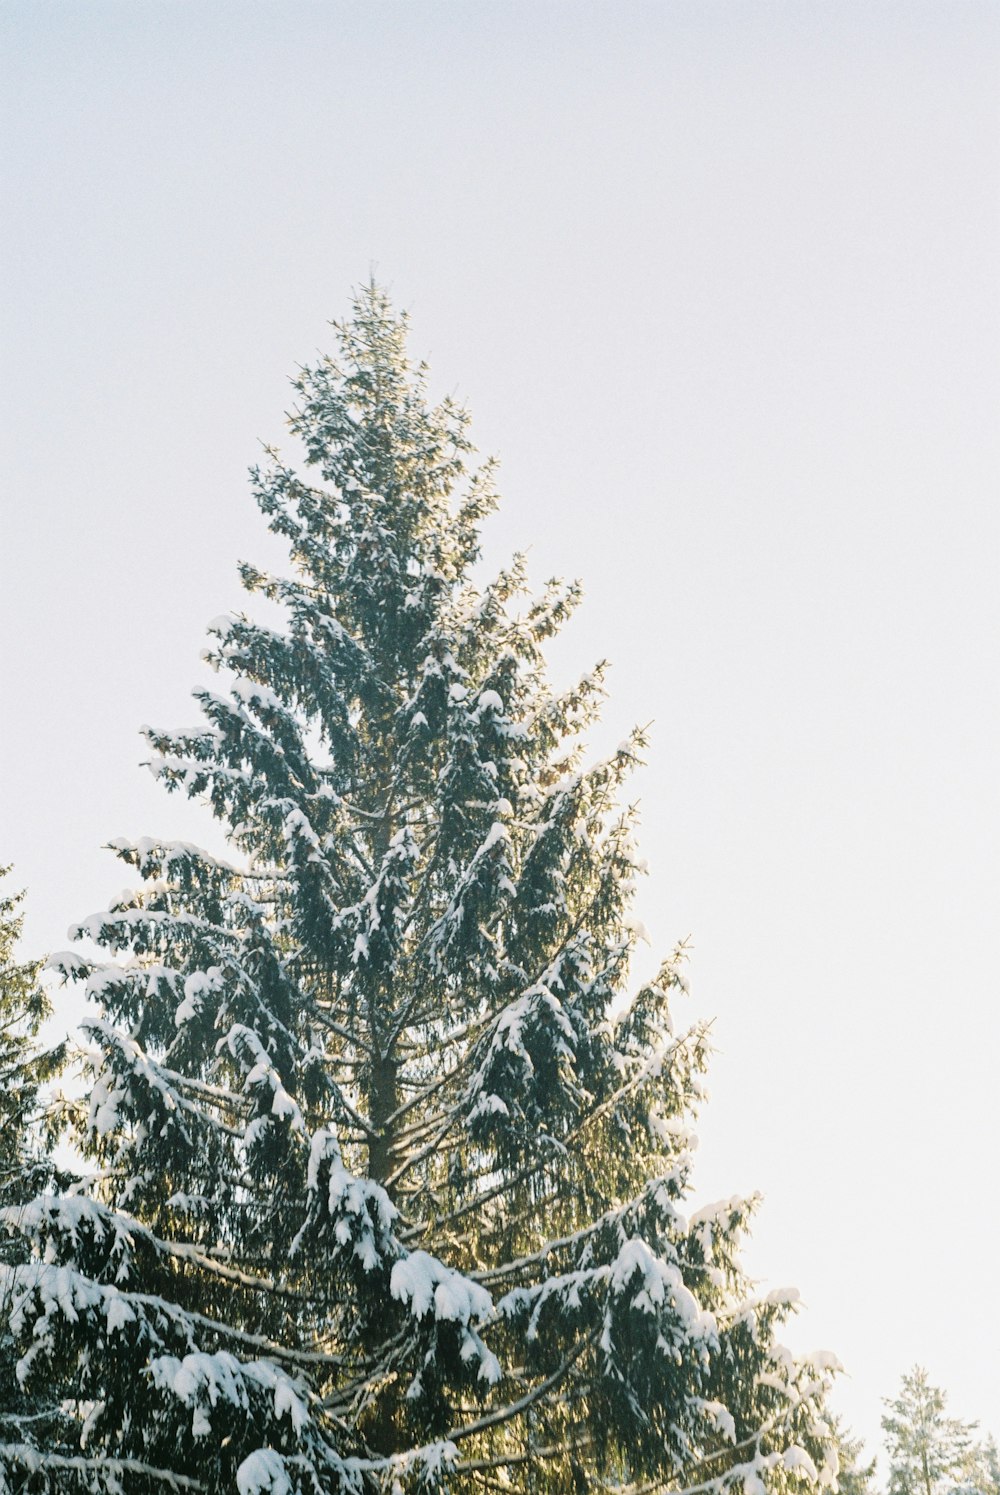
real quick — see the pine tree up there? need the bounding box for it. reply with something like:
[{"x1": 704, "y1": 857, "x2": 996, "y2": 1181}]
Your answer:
[
  {"x1": 0, "y1": 868, "x2": 65, "y2": 1477},
  {"x1": 828, "y1": 1419, "x2": 877, "y2": 1495},
  {"x1": 882, "y1": 1367, "x2": 979, "y2": 1495},
  {"x1": 949, "y1": 1434, "x2": 1000, "y2": 1495},
  {"x1": 966, "y1": 1436, "x2": 1000, "y2": 1495},
  {"x1": 2, "y1": 286, "x2": 839, "y2": 1494},
  {"x1": 0, "y1": 870, "x2": 59, "y2": 1206}
]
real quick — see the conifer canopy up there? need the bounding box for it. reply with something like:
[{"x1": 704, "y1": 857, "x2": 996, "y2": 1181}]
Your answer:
[
  {"x1": 1, "y1": 869, "x2": 65, "y2": 1479},
  {"x1": 1, "y1": 286, "x2": 838, "y2": 1494}
]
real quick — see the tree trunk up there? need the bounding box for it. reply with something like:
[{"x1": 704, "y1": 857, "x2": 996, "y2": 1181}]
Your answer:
[{"x1": 368, "y1": 1047, "x2": 398, "y2": 1188}]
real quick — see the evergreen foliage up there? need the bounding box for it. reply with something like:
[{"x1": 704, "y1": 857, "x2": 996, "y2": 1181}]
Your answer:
[
  {"x1": 0, "y1": 869, "x2": 65, "y2": 1479},
  {"x1": 0, "y1": 870, "x2": 60, "y2": 1206},
  {"x1": 1, "y1": 287, "x2": 839, "y2": 1494},
  {"x1": 966, "y1": 1438, "x2": 1000, "y2": 1495},
  {"x1": 881, "y1": 1367, "x2": 981, "y2": 1495},
  {"x1": 827, "y1": 1420, "x2": 876, "y2": 1495}
]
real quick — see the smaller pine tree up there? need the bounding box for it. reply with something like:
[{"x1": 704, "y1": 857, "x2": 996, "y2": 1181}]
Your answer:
[
  {"x1": 0, "y1": 868, "x2": 64, "y2": 1205},
  {"x1": 970, "y1": 1437, "x2": 1000, "y2": 1495},
  {"x1": 0, "y1": 867, "x2": 66, "y2": 1474},
  {"x1": 952, "y1": 1435, "x2": 1000, "y2": 1495},
  {"x1": 828, "y1": 1418, "x2": 877, "y2": 1495},
  {"x1": 882, "y1": 1367, "x2": 979, "y2": 1495}
]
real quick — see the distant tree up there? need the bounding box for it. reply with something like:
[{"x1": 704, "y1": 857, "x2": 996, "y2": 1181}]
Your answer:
[
  {"x1": 830, "y1": 1417, "x2": 877, "y2": 1495},
  {"x1": 959, "y1": 1436, "x2": 1000, "y2": 1495},
  {"x1": 0, "y1": 867, "x2": 66, "y2": 1471},
  {"x1": 882, "y1": 1367, "x2": 979, "y2": 1495},
  {"x1": 0, "y1": 868, "x2": 60, "y2": 1204},
  {"x1": 2, "y1": 286, "x2": 840, "y2": 1493},
  {"x1": 980, "y1": 1438, "x2": 1000, "y2": 1495}
]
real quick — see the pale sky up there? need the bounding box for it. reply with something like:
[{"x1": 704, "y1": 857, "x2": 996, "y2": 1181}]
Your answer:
[{"x1": 2, "y1": 0, "x2": 998, "y2": 1458}]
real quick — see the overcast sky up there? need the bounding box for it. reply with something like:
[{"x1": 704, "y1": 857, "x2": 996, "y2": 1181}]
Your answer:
[{"x1": 2, "y1": 0, "x2": 998, "y2": 1454}]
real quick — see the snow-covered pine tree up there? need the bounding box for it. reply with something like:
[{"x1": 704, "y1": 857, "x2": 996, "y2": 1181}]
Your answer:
[
  {"x1": 2, "y1": 285, "x2": 839, "y2": 1495},
  {"x1": 0, "y1": 869, "x2": 65, "y2": 1477},
  {"x1": 0, "y1": 870, "x2": 60, "y2": 1208},
  {"x1": 882, "y1": 1368, "x2": 981, "y2": 1495},
  {"x1": 826, "y1": 1420, "x2": 877, "y2": 1495},
  {"x1": 967, "y1": 1437, "x2": 1000, "y2": 1495}
]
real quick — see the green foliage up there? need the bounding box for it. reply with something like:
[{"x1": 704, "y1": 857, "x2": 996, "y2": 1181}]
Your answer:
[
  {"x1": 829, "y1": 1418, "x2": 877, "y2": 1495},
  {"x1": 0, "y1": 868, "x2": 67, "y2": 1484},
  {"x1": 970, "y1": 1437, "x2": 1000, "y2": 1495},
  {"x1": 882, "y1": 1367, "x2": 982, "y2": 1495},
  {"x1": 1, "y1": 287, "x2": 840, "y2": 1493},
  {"x1": 0, "y1": 868, "x2": 62, "y2": 1204},
  {"x1": 0, "y1": 869, "x2": 68, "y2": 1221}
]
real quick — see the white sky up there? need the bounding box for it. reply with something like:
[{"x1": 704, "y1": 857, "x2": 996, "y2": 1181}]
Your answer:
[{"x1": 2, "y1": 0, "x2": 998, "y2": 1458}]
